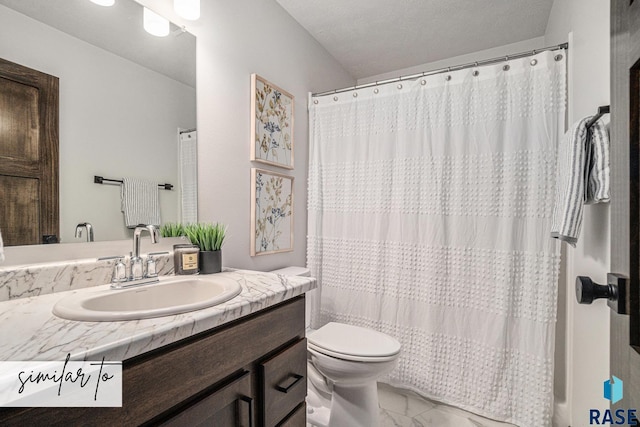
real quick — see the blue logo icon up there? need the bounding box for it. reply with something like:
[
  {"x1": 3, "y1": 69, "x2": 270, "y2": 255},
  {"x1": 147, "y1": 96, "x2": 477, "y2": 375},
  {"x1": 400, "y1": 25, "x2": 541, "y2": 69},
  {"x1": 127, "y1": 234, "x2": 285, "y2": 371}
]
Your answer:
[{"x1": 604, "y1": 376, "x2": 624, "y2": 404}]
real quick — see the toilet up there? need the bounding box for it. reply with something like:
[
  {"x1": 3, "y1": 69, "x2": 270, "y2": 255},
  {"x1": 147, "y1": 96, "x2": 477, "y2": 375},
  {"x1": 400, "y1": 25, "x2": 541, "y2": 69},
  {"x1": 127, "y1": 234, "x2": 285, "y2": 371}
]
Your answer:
[{"x1": 270, "y1": 267, "x2": 402, "y2": 427}]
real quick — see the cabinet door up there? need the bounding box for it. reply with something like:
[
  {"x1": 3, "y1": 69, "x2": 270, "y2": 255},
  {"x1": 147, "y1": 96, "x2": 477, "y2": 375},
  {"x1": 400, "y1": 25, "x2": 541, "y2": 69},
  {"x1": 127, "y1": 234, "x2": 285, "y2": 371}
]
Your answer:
[
  {"x1": 260, "y1": 339, "x2": 307, "y2": 427},
  {"x1": 159, "y1": 370, "x2": 253, "y2": 427}
]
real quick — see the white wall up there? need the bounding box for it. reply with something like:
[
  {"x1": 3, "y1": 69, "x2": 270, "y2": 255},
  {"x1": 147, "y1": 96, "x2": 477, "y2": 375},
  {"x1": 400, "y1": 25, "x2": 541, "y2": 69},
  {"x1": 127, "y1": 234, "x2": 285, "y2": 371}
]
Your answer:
[
  {"x1": 545, "y1": 0, "x2": 611, "y2": 426},
  {"x1": 135, "y1": 0, "x2": 355, "y2": 271},
  {"x1": 357, "y1": 37, "x2": 546, "y2": 85},
  {"x1": 0, "y1": 4, "x2": 196, "y2": 243}
]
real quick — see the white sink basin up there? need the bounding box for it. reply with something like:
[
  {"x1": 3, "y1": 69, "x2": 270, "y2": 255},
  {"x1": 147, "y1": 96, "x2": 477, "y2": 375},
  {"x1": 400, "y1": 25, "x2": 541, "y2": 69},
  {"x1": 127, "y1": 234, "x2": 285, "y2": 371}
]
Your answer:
[{"x1": 52, "y1": 276, "x2": 242, "y2": 321}]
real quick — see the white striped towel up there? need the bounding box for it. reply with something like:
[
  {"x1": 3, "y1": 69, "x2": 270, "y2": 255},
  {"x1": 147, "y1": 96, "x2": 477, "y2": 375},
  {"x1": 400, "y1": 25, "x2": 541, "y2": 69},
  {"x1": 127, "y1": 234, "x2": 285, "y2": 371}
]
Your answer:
[
  {"x1": 121, "y1": 177, "x2": 162, "y2": 228},
  {"x1": 551, "y1": 117, "x2": 610, "y2": 246}
]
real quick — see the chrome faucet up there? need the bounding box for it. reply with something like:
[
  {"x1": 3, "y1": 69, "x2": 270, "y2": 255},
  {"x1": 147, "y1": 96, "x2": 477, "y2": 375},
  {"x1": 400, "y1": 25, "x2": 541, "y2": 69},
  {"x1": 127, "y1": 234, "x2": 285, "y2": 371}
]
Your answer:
[
  {"x1": 133, "y1": 224, "x2": 159, "y2": 259},
  {"x1": 103, "y1": 225, "x2": 163, "y2": 289},
  {"x1": 130, "y1": 224, "x2": 160, "y2": 280},
  {"x1": 75, "y1": 222, "x2": 94, "y2": 242}
]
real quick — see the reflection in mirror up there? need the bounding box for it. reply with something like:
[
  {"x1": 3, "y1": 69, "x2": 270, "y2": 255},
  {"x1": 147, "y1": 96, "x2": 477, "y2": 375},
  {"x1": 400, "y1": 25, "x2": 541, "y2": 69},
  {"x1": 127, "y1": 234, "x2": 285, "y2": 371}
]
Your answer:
[{"x1": 0, "y1": 0, "x2": 197, "y2": 245}]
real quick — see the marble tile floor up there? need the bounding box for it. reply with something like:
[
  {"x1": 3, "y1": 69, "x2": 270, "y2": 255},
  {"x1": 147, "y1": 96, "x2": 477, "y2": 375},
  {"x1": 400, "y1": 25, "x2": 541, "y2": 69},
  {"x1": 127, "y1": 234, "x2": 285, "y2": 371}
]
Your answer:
[
  {"x1": 309, "y1": 382, "x2": 517, "y2": 427},
  {"x1": 377, "y1": 383, "x2": 517, "y2": 427}
]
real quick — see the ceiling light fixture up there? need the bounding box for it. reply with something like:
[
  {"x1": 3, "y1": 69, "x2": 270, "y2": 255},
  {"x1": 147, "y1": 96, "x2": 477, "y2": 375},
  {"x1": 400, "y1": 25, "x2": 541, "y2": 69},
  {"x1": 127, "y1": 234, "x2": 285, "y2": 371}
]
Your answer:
[
  {"x1": 143, "y1": 7, "x2": 170, "y2": 37},
  {"x1": 174, "y1": 0, "x2": 200, "y2": 20},
  {"x1": 89, "y1": 0, "x2": 115, "y2": 6}
]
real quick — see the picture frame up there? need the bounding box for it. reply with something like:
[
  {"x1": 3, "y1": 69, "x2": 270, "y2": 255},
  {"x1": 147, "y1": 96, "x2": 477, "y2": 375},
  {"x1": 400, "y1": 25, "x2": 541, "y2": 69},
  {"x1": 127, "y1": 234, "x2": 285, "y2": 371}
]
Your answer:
[
  {"x1": 250, "y1": 168, "x2": 294, "y2": 256},
  {"x1": 250, "y1": 74, "x2": 294, "y2": 169}
]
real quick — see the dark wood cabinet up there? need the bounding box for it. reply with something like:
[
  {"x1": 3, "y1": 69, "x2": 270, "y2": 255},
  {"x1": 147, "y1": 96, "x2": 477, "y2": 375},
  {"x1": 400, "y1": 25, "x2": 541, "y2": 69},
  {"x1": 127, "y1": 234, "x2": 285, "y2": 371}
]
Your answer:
[
  {"x1": 0, "y1": 296, "x2": 308, "y2": 427},
  {"x1": 159, "y1": 370, "x2": 253, "y2": 427},
  {"x1": 260, "y1": 338, "x2": 307, "y2": 427}
]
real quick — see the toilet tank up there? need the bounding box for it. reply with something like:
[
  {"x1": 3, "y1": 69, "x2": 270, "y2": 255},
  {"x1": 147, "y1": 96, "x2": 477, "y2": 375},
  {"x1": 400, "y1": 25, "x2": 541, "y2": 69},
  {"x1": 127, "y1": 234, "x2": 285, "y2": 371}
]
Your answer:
[{"x1": 270, "y1": 266, "x2": 312, "y2": 329}]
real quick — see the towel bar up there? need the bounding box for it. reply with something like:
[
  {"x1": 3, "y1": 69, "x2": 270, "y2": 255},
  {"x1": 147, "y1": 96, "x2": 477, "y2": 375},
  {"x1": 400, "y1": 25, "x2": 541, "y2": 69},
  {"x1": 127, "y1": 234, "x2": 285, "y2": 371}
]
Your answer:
[
  {"x1": 585, "y1": 105, "x2": 610, "y2": 129},
  {"x1": 94, "y1": 175, "x2": 173, "y2": 190}
]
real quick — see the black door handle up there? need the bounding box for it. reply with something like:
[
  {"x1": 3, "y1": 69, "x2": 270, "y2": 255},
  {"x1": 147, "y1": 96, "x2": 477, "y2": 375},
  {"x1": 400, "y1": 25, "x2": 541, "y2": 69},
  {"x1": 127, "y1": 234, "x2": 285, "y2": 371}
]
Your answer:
[
  {"x1": 575, "y1": 273, "x2": 629, "y2": 314},
  {"x1": 575, "y1": 276, "x2": 616, "y2": 304}
]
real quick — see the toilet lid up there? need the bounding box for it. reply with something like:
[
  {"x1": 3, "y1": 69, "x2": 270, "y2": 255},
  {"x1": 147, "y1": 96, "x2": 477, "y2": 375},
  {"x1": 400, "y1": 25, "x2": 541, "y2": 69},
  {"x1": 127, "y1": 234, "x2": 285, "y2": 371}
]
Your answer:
[{"x1": 307, "y1": 322, "x2": 401, "y2": 360}]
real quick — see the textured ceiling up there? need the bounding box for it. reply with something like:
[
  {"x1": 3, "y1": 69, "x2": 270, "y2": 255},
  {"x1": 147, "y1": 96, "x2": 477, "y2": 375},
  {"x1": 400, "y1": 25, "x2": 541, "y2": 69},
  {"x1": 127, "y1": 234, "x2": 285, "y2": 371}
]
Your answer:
[
  {"x1": 0, "y1": 0, "x2": 196, "y2": 87},
  {"x1": 276, "y1": 0, "x2": 554, "y2": 79}
]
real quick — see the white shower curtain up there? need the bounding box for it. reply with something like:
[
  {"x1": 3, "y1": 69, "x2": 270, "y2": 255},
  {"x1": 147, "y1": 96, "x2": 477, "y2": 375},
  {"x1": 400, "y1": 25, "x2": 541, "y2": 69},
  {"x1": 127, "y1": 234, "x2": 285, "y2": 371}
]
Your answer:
[{"x1": 307, "y1": 50, "x2": 566, "y2": 427}]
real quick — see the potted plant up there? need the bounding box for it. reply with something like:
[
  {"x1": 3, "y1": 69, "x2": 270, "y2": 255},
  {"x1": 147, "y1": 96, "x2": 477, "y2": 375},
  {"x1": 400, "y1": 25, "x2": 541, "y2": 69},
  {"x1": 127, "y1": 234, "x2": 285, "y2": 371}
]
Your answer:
[
  {"x1": 185, "y1": 223, "x2": 227, "y2": 274},
  {"x1": 160, "y1": 222, "x2": 186, "y2": 238}
]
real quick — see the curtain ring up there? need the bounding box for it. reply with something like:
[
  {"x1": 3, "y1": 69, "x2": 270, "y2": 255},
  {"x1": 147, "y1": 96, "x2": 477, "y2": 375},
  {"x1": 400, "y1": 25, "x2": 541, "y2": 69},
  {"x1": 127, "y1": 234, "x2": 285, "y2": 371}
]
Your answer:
[{"x1": 503, "y1": 56, "x2": 510, "y2": 71}]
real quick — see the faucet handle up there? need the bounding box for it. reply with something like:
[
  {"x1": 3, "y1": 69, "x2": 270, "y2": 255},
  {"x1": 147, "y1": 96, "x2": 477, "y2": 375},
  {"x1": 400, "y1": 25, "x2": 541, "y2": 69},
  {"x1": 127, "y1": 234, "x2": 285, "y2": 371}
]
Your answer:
[
  {"x1": 112, "y1": 257, "x2": 127, "y2": 284},
  {"x1": 146, "y1": 255, "x2": 158, "y2": 278}
]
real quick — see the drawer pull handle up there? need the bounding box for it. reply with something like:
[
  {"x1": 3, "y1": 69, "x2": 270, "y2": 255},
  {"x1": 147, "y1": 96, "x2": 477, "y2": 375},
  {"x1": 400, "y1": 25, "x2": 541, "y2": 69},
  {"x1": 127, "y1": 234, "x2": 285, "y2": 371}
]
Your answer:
[
  {"x1": 239, "y1": 395, "x2": 253, "y2": 427},
  {"x1": 275, "y1": 373, "x2": 304, "y2": 393}
]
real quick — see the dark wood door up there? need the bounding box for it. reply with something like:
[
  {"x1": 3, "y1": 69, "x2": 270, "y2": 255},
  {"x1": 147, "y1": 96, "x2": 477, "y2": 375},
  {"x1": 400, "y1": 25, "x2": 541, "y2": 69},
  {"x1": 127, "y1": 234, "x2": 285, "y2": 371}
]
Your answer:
[
  {"x1": 0, "y1": 58, "x2": 58, "y2": 246},
  {"x1": 611, "y1": 0, "x2": 640, "y2": 412}
]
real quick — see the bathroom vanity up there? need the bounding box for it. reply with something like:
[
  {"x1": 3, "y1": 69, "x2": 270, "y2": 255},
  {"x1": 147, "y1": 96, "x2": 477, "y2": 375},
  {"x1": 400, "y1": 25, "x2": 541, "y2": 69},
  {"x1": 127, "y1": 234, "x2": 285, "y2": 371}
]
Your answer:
[{"x1": 0, "y1": 269, "x2": 315, "y2": 426}]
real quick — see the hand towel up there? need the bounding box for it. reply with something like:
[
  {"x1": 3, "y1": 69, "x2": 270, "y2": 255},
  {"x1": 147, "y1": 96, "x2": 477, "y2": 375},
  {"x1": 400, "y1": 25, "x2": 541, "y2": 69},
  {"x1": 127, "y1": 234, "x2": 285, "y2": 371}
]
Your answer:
[
  {"x1": 0, "y1": 228, "x2": 4, "y2": 262},
  {"x1": 551, "y1": 117, "x2": 610, "y2": 246},
  {"x1": 121, "y1": 177, "x2": 162, "y2": 228}
]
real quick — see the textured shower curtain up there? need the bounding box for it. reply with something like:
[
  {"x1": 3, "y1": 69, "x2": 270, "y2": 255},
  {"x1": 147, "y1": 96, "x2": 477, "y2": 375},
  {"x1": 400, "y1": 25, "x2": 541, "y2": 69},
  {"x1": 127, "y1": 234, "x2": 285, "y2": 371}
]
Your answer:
[{"x1": 307, "y1": 50, "x2": 566, "y2": 427}]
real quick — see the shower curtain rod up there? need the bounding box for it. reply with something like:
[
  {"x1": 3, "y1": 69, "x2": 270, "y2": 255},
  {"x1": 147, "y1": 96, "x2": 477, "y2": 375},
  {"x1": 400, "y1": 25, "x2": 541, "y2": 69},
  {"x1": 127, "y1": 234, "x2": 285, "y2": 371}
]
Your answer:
[{"x1": 312, "y1": 42, "x2": 569, "y2": 97}]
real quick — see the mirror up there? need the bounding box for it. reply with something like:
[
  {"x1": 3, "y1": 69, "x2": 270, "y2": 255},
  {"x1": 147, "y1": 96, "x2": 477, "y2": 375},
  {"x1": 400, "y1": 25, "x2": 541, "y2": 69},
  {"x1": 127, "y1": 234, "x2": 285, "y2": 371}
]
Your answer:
[{"x1": 0, "y1": 0, "x2": 197, "y2": 244}]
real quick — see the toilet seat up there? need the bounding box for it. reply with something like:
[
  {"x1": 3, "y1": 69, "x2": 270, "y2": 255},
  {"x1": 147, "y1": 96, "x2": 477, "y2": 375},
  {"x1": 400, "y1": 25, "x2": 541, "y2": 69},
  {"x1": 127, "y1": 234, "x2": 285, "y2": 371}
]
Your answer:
[{"x1": 308, "y1": 322, "x2": 401, "y2": 362}]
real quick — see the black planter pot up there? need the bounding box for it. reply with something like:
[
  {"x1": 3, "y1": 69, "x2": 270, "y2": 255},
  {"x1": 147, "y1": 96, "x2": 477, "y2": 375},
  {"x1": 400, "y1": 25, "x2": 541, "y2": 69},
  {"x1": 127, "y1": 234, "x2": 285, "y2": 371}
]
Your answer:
[{"x1": 199, "y1": 250, "x2": 222, "y2": 274}]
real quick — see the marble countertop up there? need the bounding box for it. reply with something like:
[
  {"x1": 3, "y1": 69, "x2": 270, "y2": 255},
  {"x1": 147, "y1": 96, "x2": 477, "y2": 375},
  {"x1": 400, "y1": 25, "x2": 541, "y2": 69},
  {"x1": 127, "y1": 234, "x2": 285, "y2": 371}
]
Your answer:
[{"x1": 0, "y1": 269, "x2": 316, "y2": 362}]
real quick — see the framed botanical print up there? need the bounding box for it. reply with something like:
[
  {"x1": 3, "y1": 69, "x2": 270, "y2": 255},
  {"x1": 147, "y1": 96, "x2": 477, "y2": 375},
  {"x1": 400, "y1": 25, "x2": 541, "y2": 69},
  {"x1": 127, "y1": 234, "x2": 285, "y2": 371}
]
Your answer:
[
  {"x1": 250, "y1": 74, "x2": 294, "y2": 169},
  {"x1": 250, "y1": 168, "x2": 294, "y2": 256}
]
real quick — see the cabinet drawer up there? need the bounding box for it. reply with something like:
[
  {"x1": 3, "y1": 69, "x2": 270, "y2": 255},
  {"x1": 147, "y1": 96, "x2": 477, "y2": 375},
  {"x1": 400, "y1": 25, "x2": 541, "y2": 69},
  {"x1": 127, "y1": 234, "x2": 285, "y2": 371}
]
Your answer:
[
  {"x1": 160, "y1": 370, "x2": 253, "y2": 427},
  {"x1": 260, "y1": 338, "x2": 307, "y2": 427},
  {"x1": 278, "y1": 403, "x2": 306, "y2": 427}
]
